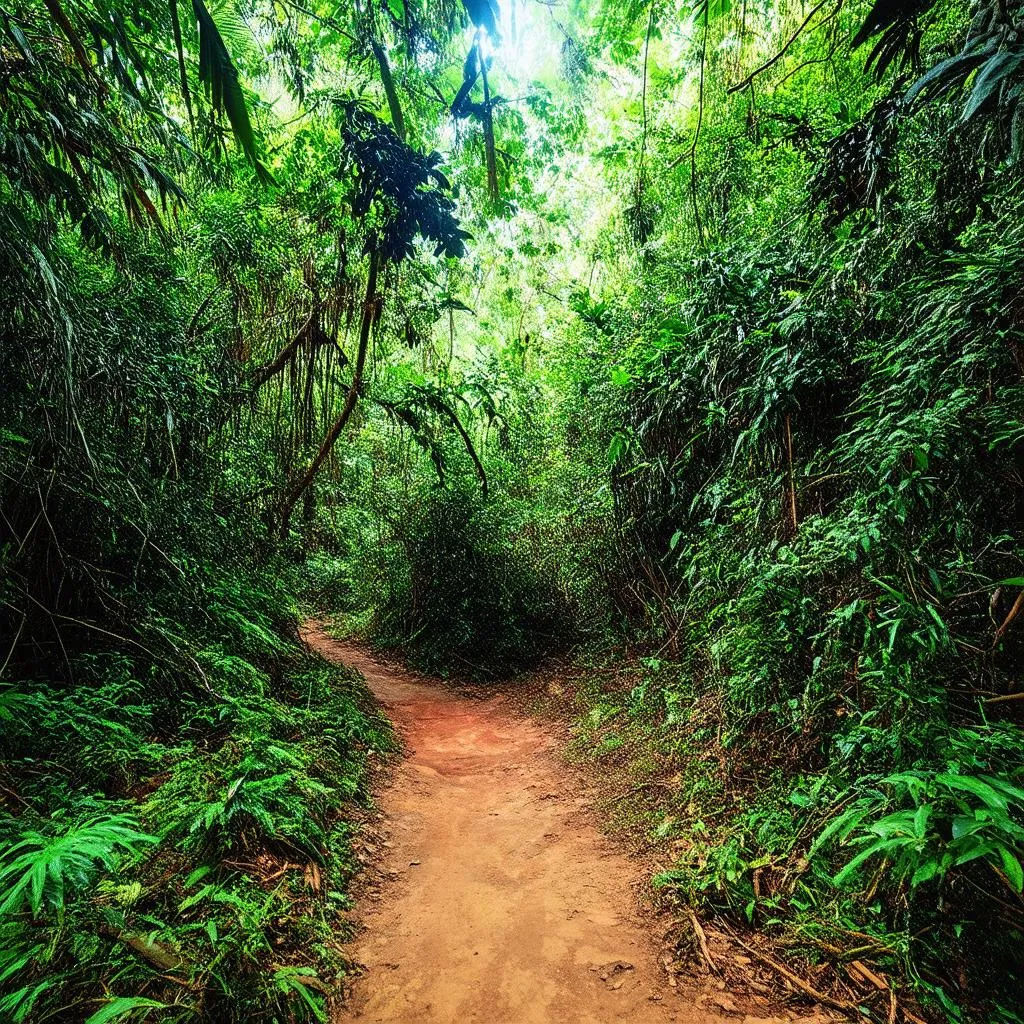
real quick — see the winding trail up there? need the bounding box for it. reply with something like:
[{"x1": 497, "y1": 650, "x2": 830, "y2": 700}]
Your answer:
[{"x1": 303, "y1": 623, "x2": 765, "y2": 1024}]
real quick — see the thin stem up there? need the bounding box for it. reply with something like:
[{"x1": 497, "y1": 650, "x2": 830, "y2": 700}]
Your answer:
[
  {"x1": 689, "y1": 8, "x2": 709, "y2": 246},
  {"x1": 727, "y1": 0, "x2": 835, "y2": 94},
  {"x1": 638, "y1": 1, "x2": 655, "y2": 177}
]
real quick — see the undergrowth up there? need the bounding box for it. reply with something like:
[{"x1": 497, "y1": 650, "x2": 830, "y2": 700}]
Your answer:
[
  {"x1": 310, "y1": 476, "x2": 576, "y2": 680},
  {"x1": 0, "y1": 568, "x2": 393, "y2": 1023},
  {"x1": 542, "y1": 627, "x2": 1024, "y2": 1024}
]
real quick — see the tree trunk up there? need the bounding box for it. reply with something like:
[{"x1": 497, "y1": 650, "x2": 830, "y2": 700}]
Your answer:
[
  {"x1": 480, "y1": 59, "x2": 499, "y2": 201},
  {"x1": 278, "y1": 250, "x2": 380, "y2": 535},
  {"x1": 371, "y1": 39, "x2": 406, "y2": 141},
  {"x1": 785, "y1": 411, "x2": 798, "y2": 533}
]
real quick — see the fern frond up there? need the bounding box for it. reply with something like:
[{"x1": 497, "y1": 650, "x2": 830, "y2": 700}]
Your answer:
[{"x1": 0, "y1": 814, "x2": 156, "y2": 917}]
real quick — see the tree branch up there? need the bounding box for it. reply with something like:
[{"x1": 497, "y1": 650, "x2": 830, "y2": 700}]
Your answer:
[
  {"x1": 727, "y1": 0, "x2": 836, "y2": 95},
  {"x1": 278, "y1": 251, "x2": 381, "y2": 535},
  {"x1": 251, "y1": 305, "x2": 320, "y2": 391}
]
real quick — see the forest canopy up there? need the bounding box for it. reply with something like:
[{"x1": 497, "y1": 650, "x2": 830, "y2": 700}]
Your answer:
[{"x1": 1, "y1": 0, "x2": 1023, "y2": 1021}]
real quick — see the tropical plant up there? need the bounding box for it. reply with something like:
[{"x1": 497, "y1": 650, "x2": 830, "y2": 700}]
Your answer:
[
  {"x1": 0, "y1": 814, "x2": 156, "y2": 917},
  {"x1": 3, "y1": 0, "x2": 1024, "y2": 1020},
  {"x1": 820, "y1": 771, "x2": 1024, "y2": 893}
]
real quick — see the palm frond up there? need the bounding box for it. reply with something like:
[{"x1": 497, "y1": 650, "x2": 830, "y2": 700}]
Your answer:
[{"x1": 192, "y1": 0, "x2": 259, "y2": 165}]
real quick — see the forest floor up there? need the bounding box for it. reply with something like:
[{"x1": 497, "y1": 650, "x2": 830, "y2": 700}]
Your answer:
[{"x1": 302, "y1": 621, "x2": 833, "y2": 1024}]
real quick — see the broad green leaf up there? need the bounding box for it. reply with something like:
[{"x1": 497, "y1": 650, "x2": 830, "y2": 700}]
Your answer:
[
  {"x1": 936, "y1": 774, "x2": 1010, "y2": 812},
  {"x1": 84, "y1": 997, "x2": 170, "y2": 1024},
  {"x1": 999, "y1": 848, "x2": 1024, "y2": 893}
]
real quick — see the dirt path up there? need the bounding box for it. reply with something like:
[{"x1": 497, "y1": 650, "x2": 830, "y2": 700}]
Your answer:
[{"x1": 303, "y1": 624, "x2": 790, "y2": 1024}]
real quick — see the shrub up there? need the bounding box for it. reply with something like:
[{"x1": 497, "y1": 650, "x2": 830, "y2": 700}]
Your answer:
[{"x1": 359, "y1": 484, "x2": 571, "y2": 677}]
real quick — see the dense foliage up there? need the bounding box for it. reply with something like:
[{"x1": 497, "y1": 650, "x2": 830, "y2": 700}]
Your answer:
[{"x1": 2, "y1": 0, "x2": 1023, "y2": 1021}]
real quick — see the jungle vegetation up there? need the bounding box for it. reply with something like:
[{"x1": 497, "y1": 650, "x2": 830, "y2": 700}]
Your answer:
[{"x1": 1, "y1": 0, "x2": 1023, "y2": 1020}]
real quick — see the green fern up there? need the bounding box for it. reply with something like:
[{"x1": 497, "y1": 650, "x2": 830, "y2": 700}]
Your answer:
[
  {"x1": 0, "y1": 813, "x2": 157, "y2": 917},
  {"x1": 0, "y1": 685, "x2": 32, "y2": 723}
]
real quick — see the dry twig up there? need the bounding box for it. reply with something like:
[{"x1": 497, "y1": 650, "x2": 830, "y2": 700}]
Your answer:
[
  {"x1": 725, "y1": 931, "x2": 857, "y2": 1013},
  {"x1": 688, "y1": 909, "x2": 718, "y2": 974}
]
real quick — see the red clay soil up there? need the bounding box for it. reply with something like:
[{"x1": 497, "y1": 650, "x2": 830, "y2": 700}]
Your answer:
[{"x1": 302, "y1": 622, "x2": 827, "y2": 1024}]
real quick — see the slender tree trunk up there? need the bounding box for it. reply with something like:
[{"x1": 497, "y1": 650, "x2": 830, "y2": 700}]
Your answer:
[
  {"x1": 448, "y1": 306, "x2": 455, "y2": 366},
  {"x1": 278, "y1": 250, "x2": 380, "y2": 535},
  {"x1": 441, "y1": 404, "x2": 488, "y2": 498},
  {"x1": 688, "y1": 8, "x2": 709, "y2": 245},
  {"x1": 480, "y1": 57, "x2": 499, "y2": 201},
  {"x1": 371, "y1": 38, "x2": 406, "y2": 141},
  {"x1": 785, "y1": 411, "x2": 798, "y2": 533}
]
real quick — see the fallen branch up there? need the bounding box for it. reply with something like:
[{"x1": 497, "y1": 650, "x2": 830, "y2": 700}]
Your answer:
[
  {"x1": 725, "y1": 932, "x2": 857, "y2": 1013},
  {"x1": 105, "y1": 929, "x2": 184, "y2": 973},
  {"x1": 688, "y1": 909, "x2": 718, "y2": 974},
  {"x1": 994, "y1": 589, "x2": 1024, "y2": 644},
  {"x1": 264, "y1": 862, "x2": 302, "y2": 883},
  {"x1": 848, "y1": 959, "x2": 888, "y2": 991},
  {"x1": 983, "y1": 691, "x2": 1024, "y2": 705}
]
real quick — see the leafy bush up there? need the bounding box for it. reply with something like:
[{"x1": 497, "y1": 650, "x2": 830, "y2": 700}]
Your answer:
[
  {"x1": 359, "y1": 484, "x2": 572, "y2": 677},
  {"x1": 825, "y1": 770, "x2": 1024, "y2": 894},
  {"x1": 543, "y1": 9, "x2": 1024, "y2": 1018}
]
